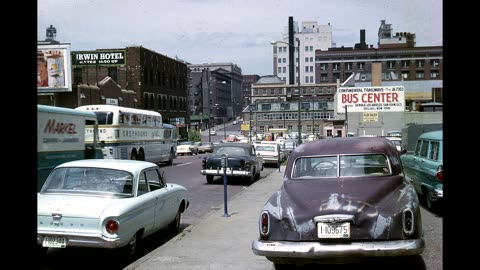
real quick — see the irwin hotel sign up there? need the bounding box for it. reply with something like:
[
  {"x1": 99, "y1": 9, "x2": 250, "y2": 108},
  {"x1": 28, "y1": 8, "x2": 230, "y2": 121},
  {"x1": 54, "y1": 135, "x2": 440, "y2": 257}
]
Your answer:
[{"x1": 71, "y1": 50, "x2": 126, "y2": 66}]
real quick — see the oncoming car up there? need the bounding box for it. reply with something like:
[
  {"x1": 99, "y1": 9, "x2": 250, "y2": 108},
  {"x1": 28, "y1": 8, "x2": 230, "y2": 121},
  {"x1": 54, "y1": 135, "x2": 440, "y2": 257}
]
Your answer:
[
  {"x1": 37, "y1": 159, "x2": 189, "y2": 260},
  {"x1": 251, "y1": 137, "x2": 424, "y2": 268}
]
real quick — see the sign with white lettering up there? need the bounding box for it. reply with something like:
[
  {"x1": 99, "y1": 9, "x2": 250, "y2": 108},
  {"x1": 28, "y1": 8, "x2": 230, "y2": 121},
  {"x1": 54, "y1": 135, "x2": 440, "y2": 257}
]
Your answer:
[
  {"x1": 337, "y1": 86, "x2": 405, "y2": 112},
  {"x1": 71, "y1": 50, "x2": 126, "y2": 66}
]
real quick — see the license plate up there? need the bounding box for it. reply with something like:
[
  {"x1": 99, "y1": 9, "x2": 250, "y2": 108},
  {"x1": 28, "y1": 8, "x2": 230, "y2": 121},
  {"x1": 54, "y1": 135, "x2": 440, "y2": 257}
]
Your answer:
[
  {"x1": 317, "y1": 222, "x2": 350, "y2": 239},
  {"x1": 42, "y1": 236, "x2": 67, "y2": 248}
]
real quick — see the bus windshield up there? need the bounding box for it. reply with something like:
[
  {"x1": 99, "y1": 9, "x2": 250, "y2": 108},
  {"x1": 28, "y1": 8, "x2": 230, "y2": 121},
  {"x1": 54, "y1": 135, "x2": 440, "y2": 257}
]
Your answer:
[{"x1": 93, "y1": 111, "x2": 114, "y2": 125}]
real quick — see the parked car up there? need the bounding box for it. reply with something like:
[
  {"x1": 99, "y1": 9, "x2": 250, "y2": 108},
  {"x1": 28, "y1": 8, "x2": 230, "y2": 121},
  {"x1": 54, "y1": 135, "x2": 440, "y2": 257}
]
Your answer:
[
  {"x1": 201, "y1": 143, "x2": 263, "y2": 184},
  {"x1": 282, "y1": 139, "x2": 297, "y2": 159},
  {"x1": 176, "y1": 141, "x2": 199, "y2": 155},
  {"x1": 197, "y1": 142, "x2": 214, "y2": 153},
  {"x1": 252, "y1": 137, "x2": 424, "y2": 268},
  {"x1": 253, "y1": 143, "x2": 282, "y2": 167},
  {"x1": 38, "y1": 159, "x2": 189, "y2": 260},
  {"x1": 400, "y1": 130, "x2": 443, "y2": 210}
]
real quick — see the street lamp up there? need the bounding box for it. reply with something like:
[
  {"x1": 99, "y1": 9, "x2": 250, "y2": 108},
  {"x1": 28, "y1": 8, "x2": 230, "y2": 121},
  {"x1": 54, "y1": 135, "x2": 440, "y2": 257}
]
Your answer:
[{"x1": 271, "y1": 38, "x2": 302, "y2": 145}]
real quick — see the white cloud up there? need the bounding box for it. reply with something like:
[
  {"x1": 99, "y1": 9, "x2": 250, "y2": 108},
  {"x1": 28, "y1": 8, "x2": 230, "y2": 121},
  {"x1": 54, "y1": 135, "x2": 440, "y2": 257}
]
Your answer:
[{"x1": 38, "y1": 0, "x2": 442, "y2": 75}]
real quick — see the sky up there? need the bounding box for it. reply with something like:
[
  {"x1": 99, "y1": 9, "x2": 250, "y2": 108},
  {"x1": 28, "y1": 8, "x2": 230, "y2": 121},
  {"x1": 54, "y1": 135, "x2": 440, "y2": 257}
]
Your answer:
[{"x1": 38, "y1": 0, "x2": 442, "y2": 76}]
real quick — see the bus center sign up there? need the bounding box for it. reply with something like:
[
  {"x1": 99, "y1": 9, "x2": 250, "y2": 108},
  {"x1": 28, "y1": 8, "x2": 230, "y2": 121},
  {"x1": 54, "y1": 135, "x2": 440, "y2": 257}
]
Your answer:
[{"x1": 337, "y1": 86, "x2": 405, "y2": 112}]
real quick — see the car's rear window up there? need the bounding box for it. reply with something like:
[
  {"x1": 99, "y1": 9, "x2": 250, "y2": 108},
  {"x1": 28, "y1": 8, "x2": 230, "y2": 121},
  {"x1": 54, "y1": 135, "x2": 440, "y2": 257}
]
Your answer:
[
  {"x1": 41, "y1": 167, "x2": 134, "y2": 196},
  {"x1": 255, "y1": 145, "x2": 276, "y2": 152},
  {"x1": 292, "y1": 154, "x2": 391, "y2": 178}
]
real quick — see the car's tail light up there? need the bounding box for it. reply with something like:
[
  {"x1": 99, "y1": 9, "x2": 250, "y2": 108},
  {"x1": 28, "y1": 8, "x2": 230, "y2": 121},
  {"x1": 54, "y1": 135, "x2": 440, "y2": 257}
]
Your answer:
[
  {"x1": 402, "y1": 208, "x2": 414, "y2": 236},
  {"x1": 436, "y1": 165, "x2": 443, "y2": 181},
  {"x1": 106, "y1": 219, "x2": 119, "y2": 234},
  {"x1": 260, "y1": 211, "x2": 270, "y2": 238},
  {"x1": 202, "y1": 158, "x2": 207, "y2": 169}
]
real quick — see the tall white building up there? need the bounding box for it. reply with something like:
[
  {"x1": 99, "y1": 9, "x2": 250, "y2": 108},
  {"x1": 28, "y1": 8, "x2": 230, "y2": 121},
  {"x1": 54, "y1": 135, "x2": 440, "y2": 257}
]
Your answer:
[{"x1": 272, "y1": 20, "x2": 333, "y2": 85}]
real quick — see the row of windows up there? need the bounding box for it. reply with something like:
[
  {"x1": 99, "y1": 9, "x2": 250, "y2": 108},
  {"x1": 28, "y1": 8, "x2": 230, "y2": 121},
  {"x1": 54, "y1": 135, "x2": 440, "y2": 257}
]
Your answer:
[
  {"x1": 253, "y1": 87, "x2": 335, "y2": 96},
  {"x1": 143, "y1": 92, "x2": 187, "y2": 112},
  {"x1": 256, "y1": 112, "x2": 334, "y2": 121}
]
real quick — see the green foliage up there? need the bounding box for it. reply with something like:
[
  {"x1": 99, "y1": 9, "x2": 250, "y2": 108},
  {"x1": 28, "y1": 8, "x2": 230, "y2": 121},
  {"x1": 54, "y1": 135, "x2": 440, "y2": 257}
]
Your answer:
[{"x1": 188, "y1": 130, "x2": 201, "y2": 142}]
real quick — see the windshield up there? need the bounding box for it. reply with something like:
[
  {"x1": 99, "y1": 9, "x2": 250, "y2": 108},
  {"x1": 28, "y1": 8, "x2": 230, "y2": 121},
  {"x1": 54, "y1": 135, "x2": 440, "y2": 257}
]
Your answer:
[
  {"x1": 180, "y1": 141, "x2": 194, "y2": 145},
  {"x1": 214, "y1": 146, "x2": 249, "y2": 155},
  {"x1": 292, "y1": 154, "x2": 391, "y2": 178},
  {"x1": 41, "y1": 167, "x2": 134, "y2": 196},
  {"x1": 93, "y1": 111, "x2": 114, "y2": 125}
]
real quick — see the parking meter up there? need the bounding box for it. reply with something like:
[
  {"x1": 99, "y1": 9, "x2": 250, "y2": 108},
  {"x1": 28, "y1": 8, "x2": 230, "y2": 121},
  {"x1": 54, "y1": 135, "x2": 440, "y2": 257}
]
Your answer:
[{"x1": 220, "y1": 154, "x2": 230, "y2": 217}]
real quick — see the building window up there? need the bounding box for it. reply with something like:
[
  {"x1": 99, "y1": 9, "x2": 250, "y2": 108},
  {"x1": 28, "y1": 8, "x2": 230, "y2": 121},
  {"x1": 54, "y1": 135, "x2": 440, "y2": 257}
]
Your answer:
[
  {"x1": 327, "y1": 88, "x2": 332, "y2": 94},
  {"x1": 254, "y1": 89, "x2": 258, "y2": 95},
  {"x1": 333, "y1": 63, "x2": 339, "y2": 71},
  {"x1": 270, "y1": 89, "x2": 275, "y2": 95},
  {"x1": 431, "y1": 59, "x2": 440, "y2": 68},
  {"x1": 305, "y1": 66, "x2": 309, "y2": 72},
  {"x1": 333, "y1": 73, "x2": 340, "y2": 81},
  {"x1": 310, "y1": 57, "x2": 313, "y2": 62},
  {"x1": 262, "y1": 89, "x2": 267, "y2": 95},
  {"x1": 320, "y1": 63, "x2": 327, "y2": 71},
  {"x1": 278, "y1": 67, "x2": 281, "y2": 73},
  {"x1": 305, "y1": 57, "x2": 309, "y2": 62},
  {"x1": 416, "y1": 60, "x2": 425, "y2": 68},
  {"x1": 287, "y1": 88, "x2": 291, "y2": 95},
  {"x1": 309, "y1": 76, "x2": 313, "y2": 83},
  {"x1": 278, "y1": 58, "x2": 281, "y2": 63},
  {"x1": 415, "y1": 71, "x2": 425, "y2": 79},
  {"x1": 283, "y1": 58, "x2": 286, "y2": 63},
  {"x1": 357, "y1": 62, "x2": 365, "y2": 70},
  {"x1": 430, "y1": 70, "x2": 439, "y2": 78},
  {"x1": 108, "y1": 67, "x2": 118, "y2": 82},
  {"x1": 320, "y1": 74, "x2": 328, "y2": 82},
  {"x1": 309, "y1": 46, "x2": 313, "y2": 51},
  {"x1": 346, "y1": 63, "x2": 352, "y2": 70},
  {"x1": 309, "y1": 66, "x2": 313, "y2": 72},
  {"x1": 282, "y1": 67, "x2": 286, "y2": 73},
  {"x1": 301, "y1": 102, "x2": 310, "y2": 110},
  {"x1": 401, "y1": 60, "x2": 410, "y2": 68},
  {"x1": 402, "y1": 71, "x2": 410, "y2": 79},
  {"x1": 261, "y1": 104, "x2": 271, "y2": 111},
  {"x1": 387, "y1": 61, "x2": 395, "y2": 69},
  {"x1": 302, "y1": 88, "x2": 307, "y2": 94}
]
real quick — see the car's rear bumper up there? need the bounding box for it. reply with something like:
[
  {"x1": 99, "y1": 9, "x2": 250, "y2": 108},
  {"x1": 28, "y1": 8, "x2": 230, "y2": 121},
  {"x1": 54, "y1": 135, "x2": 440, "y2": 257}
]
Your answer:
[
  {"x1": 201, "y1": 169, "x2": 252, "y2": 176},
  {"x1": 252, "y1": 239, "x2": 425, "y2": 260},
  {"x1": 38, "y1": 231, "x2": 121, "y2": 249}
]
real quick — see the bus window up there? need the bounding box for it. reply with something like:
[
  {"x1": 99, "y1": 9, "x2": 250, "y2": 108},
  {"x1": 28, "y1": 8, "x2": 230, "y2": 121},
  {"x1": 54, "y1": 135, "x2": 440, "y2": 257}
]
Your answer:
[{"x1": 94, "y1": 111, "x2": 114, "y2": 125}]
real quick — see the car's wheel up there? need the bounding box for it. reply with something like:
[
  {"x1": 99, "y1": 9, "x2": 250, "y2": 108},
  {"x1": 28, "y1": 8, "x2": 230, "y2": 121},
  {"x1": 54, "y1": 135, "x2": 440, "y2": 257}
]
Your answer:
[
  {"x1": 245, "y1": 169, "x2": 255, "y2": 185},
  {"x1": 121, "y1": 232, "x2": 140, "y2": 260},
  {"x1": 255, "y1": 167, "x2": 261, "y2": 180},
  {"x1": 168, "y1": 209, "x2": 181, "y2": 234},
  {"x1": 167, "y1": 149, "x2": 174, "y2": 165},
  {"x1": 206, "y1": 175, "x2": 214, "y2": 184},
  {"x1": 426, "y1": 191, "x2": 437, "y2": 211}
]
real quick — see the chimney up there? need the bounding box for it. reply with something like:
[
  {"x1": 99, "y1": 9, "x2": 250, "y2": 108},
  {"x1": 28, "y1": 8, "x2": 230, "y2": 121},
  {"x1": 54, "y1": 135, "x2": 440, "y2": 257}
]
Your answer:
[{"x1": 360, "y1": 29, "x2": 365, "y2": 44}]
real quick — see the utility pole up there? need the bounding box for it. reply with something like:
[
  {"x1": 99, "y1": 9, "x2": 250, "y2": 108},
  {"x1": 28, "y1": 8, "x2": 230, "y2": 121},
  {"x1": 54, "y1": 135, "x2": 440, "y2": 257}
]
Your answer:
[{"x1": 296, "y1": 38, "x2": 302, "y2": 145}]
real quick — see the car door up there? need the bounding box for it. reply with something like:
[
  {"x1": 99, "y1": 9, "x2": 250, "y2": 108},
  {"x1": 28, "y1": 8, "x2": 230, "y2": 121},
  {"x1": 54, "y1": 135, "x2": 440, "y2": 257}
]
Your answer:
[
  {"x1": 145, "y1": 168, "x2": 175, "y2": 232},
  {"x1": 135, "y1": 170, "x2": 157, "y2": 235},
  {"x1": 417, "y1": 139, "x2": 442, "y2": 191},
  {"x1": 405, "y1": 139, "x2": 428, "y2": 193}
]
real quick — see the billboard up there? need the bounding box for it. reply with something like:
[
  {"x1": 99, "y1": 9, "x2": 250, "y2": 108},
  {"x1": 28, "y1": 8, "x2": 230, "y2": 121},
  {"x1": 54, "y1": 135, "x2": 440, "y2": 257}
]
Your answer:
[
  {"x1": 37, "y1": 44, "x2": 72, "y2": 93},
  {"x1": 337, "y1": 86, "x2": 405, "y2": 112},
  {"x1": 71, "y1": 50, "x2": 126, "y2": 66}
]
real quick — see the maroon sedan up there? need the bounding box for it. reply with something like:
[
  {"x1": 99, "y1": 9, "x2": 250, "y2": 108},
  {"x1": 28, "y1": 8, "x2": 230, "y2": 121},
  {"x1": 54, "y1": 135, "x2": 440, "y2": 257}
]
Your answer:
[{"x1": 252, "y1": 137, "x2": 424, "y2": 268}]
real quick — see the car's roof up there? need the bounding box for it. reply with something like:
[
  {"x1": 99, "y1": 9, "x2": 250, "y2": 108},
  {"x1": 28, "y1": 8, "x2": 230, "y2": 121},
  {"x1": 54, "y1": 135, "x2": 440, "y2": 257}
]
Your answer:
[
  {"x1": 419, "y1": 130, "x2": 442, "y2": 140},
  {"x1": 286, "y1": 137, "x2": 402, "y2": 176},
  {"x1": 55, "y1": 159, "x2": 158, "y2": 172}
]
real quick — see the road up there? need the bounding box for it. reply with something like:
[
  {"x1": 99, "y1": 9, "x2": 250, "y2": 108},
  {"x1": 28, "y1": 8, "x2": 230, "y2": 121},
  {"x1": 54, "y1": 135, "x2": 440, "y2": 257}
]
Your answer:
[{"x1": 40, "y1": 122, "x2": 278, "y2": 270}]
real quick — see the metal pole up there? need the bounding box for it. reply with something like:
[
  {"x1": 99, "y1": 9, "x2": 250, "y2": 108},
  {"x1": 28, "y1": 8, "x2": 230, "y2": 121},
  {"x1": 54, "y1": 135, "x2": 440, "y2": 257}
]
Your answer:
[
  {"x1": 312, "y1": 95, "x2": 315, "y2": 137},
  {"x1": 297, "y1": 38, "x2": 302, "y2": 145},
  {"x1": 345, "y1": 104, "x2": 348, "y2": 136},
  {"x1": 224, "y1": 113, "x2": 226, "y2": 140},
  {"x1": 221, "y1": 154, "x2": 230, "y2": 217}
]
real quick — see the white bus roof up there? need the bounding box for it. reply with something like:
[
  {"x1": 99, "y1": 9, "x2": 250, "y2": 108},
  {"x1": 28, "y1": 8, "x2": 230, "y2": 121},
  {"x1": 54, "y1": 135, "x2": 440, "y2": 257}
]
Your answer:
[
  {"x1": 38, "y1": 104, "x2": 97, "y2": 119},
  {"x1": 76, "y1": 105, "x2": 161, "y2": 117}
]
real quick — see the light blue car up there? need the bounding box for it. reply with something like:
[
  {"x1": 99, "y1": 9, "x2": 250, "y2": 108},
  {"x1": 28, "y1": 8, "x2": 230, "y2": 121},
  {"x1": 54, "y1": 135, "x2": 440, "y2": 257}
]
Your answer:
[{"x1": 400, "y1": 130, "x2": 443, "y2": 210}]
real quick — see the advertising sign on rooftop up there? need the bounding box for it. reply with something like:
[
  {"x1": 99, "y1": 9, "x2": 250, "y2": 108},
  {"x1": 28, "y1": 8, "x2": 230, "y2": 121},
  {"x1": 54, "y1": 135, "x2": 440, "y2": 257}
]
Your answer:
[
  {"x1": 37, "y1": 44, "x2": 72, "y2": 93},
  {"x1": 337, "y1": 86, "x2": 405, "y2": 112}
]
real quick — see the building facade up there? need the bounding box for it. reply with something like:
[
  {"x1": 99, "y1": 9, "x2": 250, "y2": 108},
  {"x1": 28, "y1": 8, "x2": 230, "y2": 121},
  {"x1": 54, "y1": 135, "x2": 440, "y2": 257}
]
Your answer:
[{"x1": 38, "y1": 46, "x2": 190, "y2": 138}]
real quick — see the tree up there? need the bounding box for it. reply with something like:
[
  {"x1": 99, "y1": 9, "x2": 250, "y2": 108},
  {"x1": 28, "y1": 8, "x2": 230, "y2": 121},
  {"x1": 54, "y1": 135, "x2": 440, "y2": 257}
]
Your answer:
[{"x1": 188, "y1": 130, "x2": 201, "y2": 142}]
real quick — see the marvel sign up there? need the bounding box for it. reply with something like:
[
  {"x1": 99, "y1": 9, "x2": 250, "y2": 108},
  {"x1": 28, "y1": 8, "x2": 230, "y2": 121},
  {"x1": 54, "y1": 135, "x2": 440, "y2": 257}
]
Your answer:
[{"x1": 337, "y1": 86, "x2": 405, "y2": 112}]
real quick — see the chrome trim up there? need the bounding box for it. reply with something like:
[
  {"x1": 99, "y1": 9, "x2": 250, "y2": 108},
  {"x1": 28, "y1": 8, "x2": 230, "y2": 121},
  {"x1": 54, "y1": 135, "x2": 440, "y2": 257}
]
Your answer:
[
  {"x1": 200, "y1": 169, "x2": 251, "y2": 176},
  {"x1": 252, "y1": 239, "x2": 425, "y2": 258},
  {"x1": 37, "y1": 231, "x2": 121, "y2": 249},
  {"x1": 314, "y1": 214, "x2": 355, "y2": 224}
]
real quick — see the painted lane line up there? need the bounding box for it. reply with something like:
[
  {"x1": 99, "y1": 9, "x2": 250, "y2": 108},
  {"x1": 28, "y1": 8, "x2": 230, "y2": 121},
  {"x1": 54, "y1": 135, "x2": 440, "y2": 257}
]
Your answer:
[{"x1": 175, "y1": 162, "x2": 193, "y2": 167}]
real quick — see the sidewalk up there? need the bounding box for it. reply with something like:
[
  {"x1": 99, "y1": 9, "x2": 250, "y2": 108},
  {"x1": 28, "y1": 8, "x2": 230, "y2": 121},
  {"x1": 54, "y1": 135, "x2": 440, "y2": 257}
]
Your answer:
[{"x1": 125, "y1": 167, "x2": 285, "y2": 270}]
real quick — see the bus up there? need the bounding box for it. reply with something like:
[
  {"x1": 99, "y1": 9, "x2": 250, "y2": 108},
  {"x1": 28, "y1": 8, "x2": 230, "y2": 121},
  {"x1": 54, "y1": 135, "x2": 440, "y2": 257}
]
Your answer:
[
  {"x1": 75, "y1": 105, "x2": 177, "y2": 165},
  {"x1": 38, "y1": 105, "x2": 102, "y2": 191}
]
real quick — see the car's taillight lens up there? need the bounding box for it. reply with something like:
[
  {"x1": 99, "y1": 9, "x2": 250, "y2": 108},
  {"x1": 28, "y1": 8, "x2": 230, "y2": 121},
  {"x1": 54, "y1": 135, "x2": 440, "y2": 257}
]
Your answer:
[
  {"x1": 260, "y1": 211, "x2": 269, "y2": 237},
  {"x1": 436, "y1": 165, "x2": 443, "y2": 181},
  {"x1": 402, "y1": 208, "x2": 415, "y2": 236},
  {"x1": 202, "y1": 158, "x2": 206, "y2": 168},
  {"x1": 106, "y1": 220, "x2": 119, "y2": 234}
]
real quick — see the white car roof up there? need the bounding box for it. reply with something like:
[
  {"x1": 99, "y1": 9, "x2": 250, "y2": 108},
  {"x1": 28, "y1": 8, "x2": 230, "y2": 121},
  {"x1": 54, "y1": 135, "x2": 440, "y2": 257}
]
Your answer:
[{"x1": 55, "y1": 159, "x2": 158, "y2": 174}]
